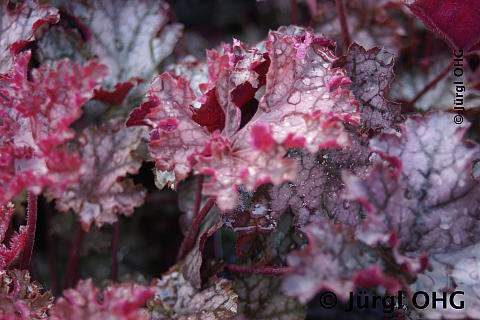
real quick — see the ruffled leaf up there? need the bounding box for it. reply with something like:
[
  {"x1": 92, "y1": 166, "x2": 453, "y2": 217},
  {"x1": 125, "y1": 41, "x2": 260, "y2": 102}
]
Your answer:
[
  {"x1": 222, "y1": 133, "x2": 375, "y2": 236},
  {"x1": 48, "y1": 119, "x2": 147, "y2": 231},
  {"x1": 0, "y1": 52, "x2": 107, "y2": 205},
  {"x1": 215, "y1": 42, "x2": 404, "y2": 234},
  {"x1": 128, "y1": 26, "x2": 360, "y2": 211},
  {"x1": 50, "y1": 279, "x2": 154, "y2": 320},
  {"x1": 344, "y1": 112, "x2": 480, "y2": 255},
  {"x1": 59, "y1": 0, "x2": 183, "y2": 89}
]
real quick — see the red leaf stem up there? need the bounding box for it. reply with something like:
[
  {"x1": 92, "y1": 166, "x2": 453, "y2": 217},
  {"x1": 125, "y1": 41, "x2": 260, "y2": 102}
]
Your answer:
[
  {"x1": 177, "y1": 198, "x2": 215, "y2": 261},
  {"x1": 336, "y1": 0, "x2": 351, "y2": 51},
  {"x1": 290, "y1": 0, "x2": 298, "y2": 25},
  {"x1": 409, "y1": 61, "x2": 453, "y2": 105},
  {"x1": 63, "y1": 224, "x2": 84, "y2": 289},
  {"x1": 226, "y1": 264, "x2": 295, "y2": 275}
]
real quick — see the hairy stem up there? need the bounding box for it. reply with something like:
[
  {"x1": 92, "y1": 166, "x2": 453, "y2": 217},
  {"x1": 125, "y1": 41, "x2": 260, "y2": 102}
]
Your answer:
[
  {"x1": 177, "y1": 197, "x2": 215, "y2": 261},
  {"x1": 111, "y1": 220, "x2": 120, "y2": 281},
  {"x1": 63, "y1": 224, "x2": 84, "y2": 289},
  {"x1": 21, "y1": 192, "x2": 37, "y2": 270},
  {"x1": 336, "y1": 0, "x2": 351, "y2": 51},
  {"x1": 410, "y1": 61, "x2": 453, "y2": 105},
  {"x1": 290, "y1": 0, "x2": 298, "y2": 25},
  {"x1": 226, "y1": 264, "x2": 295, "y2": 275}
]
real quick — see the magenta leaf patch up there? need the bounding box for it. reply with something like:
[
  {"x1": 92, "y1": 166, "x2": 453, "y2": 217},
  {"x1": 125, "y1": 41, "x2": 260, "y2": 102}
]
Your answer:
[
  {"x1": 50, "y1": 279, "x2": 154, "y2": 320},
  {"x1": 0, "y1": 52, "x2": 107, "y2": 205}
]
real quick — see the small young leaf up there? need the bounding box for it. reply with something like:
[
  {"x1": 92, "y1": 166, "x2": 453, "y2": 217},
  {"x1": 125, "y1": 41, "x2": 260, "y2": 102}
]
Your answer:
[
  {"x1": 0, "y1": 269, "x2": 53, "y2": 319},
  {"x1": 51, "y1": 279, "x2": 154, "y2": 320}
]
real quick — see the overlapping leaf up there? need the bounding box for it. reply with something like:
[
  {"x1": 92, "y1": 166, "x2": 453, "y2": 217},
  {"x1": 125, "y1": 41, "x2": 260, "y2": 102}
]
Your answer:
[
  {"x1": 50, "y1": 279, "x2": 154, "y2": 320},
  {"x1": 127, "y1": 26, "x2": 360, "y2": 211},
  {"x1": 344, "y1": 112, "x2": 480, "y2": 254},
  {"x1": 0, "y1": 52, "x2": 107, "y2": 205},
  {"x1": 343, "y1": 111, "x2": 480, "y2": 316},
  {"x1": 0, "y1": 0, "x2": 59, "y2": 73},
  {"x1": 54, "y1": 0, "x2": 182, "y2": 102},
  {"x1": 49, "y1": 119, "x2": 146, "y2": 231},
  {"x1": 221, "y1": 139, "x2": 372, "y2": 237},
  {"x1": 334, "y1": 43, "x2": 401, "y2": 130},
  {"x1": 222, "y1": 43, "x2": 400, "y2": 235}
]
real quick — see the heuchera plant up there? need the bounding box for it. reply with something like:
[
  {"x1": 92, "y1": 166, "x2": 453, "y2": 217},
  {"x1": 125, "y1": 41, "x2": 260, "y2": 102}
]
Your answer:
[{"x1": 1, "y1": 0, "x2": 480, "y2": 319}]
